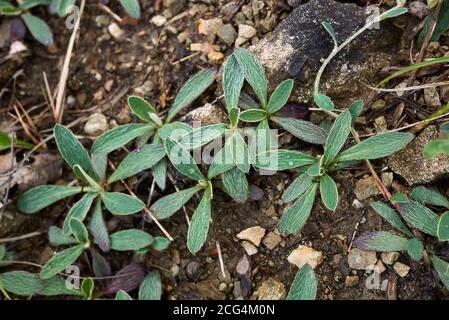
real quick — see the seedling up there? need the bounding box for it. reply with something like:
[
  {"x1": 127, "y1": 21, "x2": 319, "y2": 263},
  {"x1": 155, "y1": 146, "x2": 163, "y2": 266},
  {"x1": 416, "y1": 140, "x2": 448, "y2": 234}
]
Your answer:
[
  {"x1": 115, "y1": 270, "x2": 162, "y2": 300},
  {"x1": 254, "y1": 109, "x2": 414, "y2": 234},
  {"x1": 17, "y1": 125, "x2": 167, "y2": 281},
  {"x1": 354, "y1": 187, "x2": 449, "y2": 289},
  {"x1": 93, "y1": 68, "x2": 218, "y2": 190}
]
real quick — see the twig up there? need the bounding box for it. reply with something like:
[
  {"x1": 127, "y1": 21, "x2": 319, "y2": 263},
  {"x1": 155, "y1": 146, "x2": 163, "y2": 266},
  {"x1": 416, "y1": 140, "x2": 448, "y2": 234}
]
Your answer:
[
  {"x1": 98, "y1": 3, "x2": 122, "y2": 23},
  {"x1": 54, "y1": 0, "x2": 86, "y2": 123},
  {"x1": 216, "y1": 241, "x2": 226, "y2": 279},
  {"x1": 0, "y1": 230, "x2": 43, "y2": 244}
]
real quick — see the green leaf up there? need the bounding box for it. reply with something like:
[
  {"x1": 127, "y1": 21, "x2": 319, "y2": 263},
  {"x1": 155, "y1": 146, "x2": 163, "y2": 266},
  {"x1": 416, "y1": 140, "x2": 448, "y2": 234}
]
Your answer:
[
  {"x1": 287, "y1": 264, "x2": 317, "y2": 300},
  {"x1": 437, "y1": 211, "x2": 449, "y2": 241},
  {"x1": 313, "y1": 93, "x2": 334, "y2": 111},
  {"x1": 353, "y1": 231, "x2": 409, "y2": 251},
  {"x1": 164, "y1": 137, "x2": 206, "y2": 181},
  {"x1": 222, "y1": 166, "x2": 249, "y2": 203},
  {"x1": 267, "y1": 79, "x2": 294, "y2": 114},
  {"x1": 398, "y1": 201, "x2": 440, "y2": 237},
  {"x1": 410, "y1": 186, "x2": 449, "y2": 208},
  {"x1": 115, "y1": 290, "x2": 133, "y2": 300},
  {"x1": 0, "y1": 245, "x2": 6, "y2": 261},
  {"x1": 379, "y1": 56, "x2": 449, "y2": 86},
  {"x1": 306, "y1": 159, "x2": 323, "y2": 177},
  {"x1": 336, "y1": 132, "x2": 414, "y2": 162},
  {"x1": 54, "y1": 124, "x2": 95, "y2": 176},
  {"x1": 390, "y1": 192, "x2": 409, "y2": 204},
  {"x1": 150, "y1": 186, "x2": 202, "y2": 220},
  {"x1": 179, "y1": 124, "x2": 226, "y2": 150},
  {"x1": 157, "y1": 122, "x2": 191, "y2": 141},
  {"x1": 278, "y1": 183, "x2": 318, "y2": 234},
  {"x1": 348, "y1": 100, "x2": 363, "y2": 123},
  {"x1": 62, "y1": 192, "x2": 97, "y2": 235},
  {"x1": 21, "y1": 14, "x2": 53, "y2": 46},
  {"x1": 381, "y1": 6, "x2": 408, "y2": 19},
  {"x1": 272, "y1": 117, "x2": 327, "y2": 145},
  {"x1": 255, "y1": 149, "x2": 315, "y2": 171},
  {"x1": 139, "y1": 271, "x2": 162, "y2": 300},
  {"x1": 40, "y1": 276, "x2": 82, "y2": 296},
  {"x1": 223, "y1": 55, "x2": 245, "y2": 111},
  {"x1": 110, "y1": 229, "x2": 153, "y2": 251},
  {"x1": 152, "y1": 159, "x2": 167, "y2": 190},
  {"x1": 73, "y1": 165, "x2": 102, "y2": 189},
  {"x1": 231, "y1": 131, "x2": 250, "y2": 173},
  {"x1": 91, "y1": 152, "x2": 108, "y2": 181},
  {"x1": 229, "y1": 107, "x2": 240, "y2": 127},
  {"x1": 234, "y1": 48, "x2": 268, "y2": 107},
  {"x1": 40, "y1": 244, "x2": 85, "y2": 279},
  {"x1": 89, "y1": 199, "x2": 110, "y2": 252},
  {"x1": 81, "y1": 278, "x2": 94, "y2": 300},
  {"x1": 187, "y1": 187, "x2": 212, "y2": 254},
  {"x1": 319, "y1": 174, "x2": 338, "y2": 211},
  {"x1": 0, "y1": 2, "x2": 21, "y2": 16},
  {"x1": 207, "y1": 141, "x2": 234, "y2": 179},
  {"x1": 69, "y1": 218, "x2": 89, "y2": 244},
  {"x1": 119, "y1": 0, "x2": 140, "y2": 19},
  {"x1": 0, "y1": 130, "x2": 33, "y2": 151},
  {"x1": 19, "y1": 0, "x2": 51, "y2": 10},
  {"x1": 323, "y1": 111, "x2": 352, "y2": 165},
  {"x1": 92, "y1": 124, "x2": 151, "y2": 155},
  {"x1": 283, "y1": 174, "x2": 314, "y2": 203},
  {"x1": 167, "y1": 68, "x2": 217, "y2": 122},
  {"x1": 0, "y1": 271, "x2": 43, "y2": 296},
  {"x1": 370, "y1": 202, "x2": 413, "y2": 237},
  {"x1": 418, "y1": 1, "x2": 449, "y2": 45},
  {"x1": 430, "y1": 254, "x2": 449, "y2": 280},
  {"x1": 322, "y1": 21, "x2": 338, "y2": 47},
  {"x1": 424, "y1": 138, "x2": 449, "y2": 159},
  {"x1": 55, "y1": 0, "x2": 75, "y2": 16},
  {"x1": 102, "y1": 192, "x2": 145, "y2": 215},
  {"x1": 254, "y1": 118, "x2": 271, "y2": 158},
  {"x1": 151, "y1": 237, "x2": 171, "y2": 251},
  {"x1": 49, "y1": 226, "x2": 77, "y2": 246},
  {"x1": 407, "y1": 238, "x2": 424, "y2": 261},
  {"x1": 108, "y1": 144, "x2": 166, "y2": 183},
  {"x1": 17, "y1": 185, "x2": 82, "y2": 214},
  {"x1": 127, "y1": 96, "x2": 157, "y2": 122},
  {"x1": 239, "y1": 109, "x2": 267, "y2": 123}
]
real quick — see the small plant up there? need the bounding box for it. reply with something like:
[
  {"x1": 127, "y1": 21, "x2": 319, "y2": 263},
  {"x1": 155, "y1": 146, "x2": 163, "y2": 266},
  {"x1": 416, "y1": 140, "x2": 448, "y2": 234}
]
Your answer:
[
  {"x1": 286, "y1": 264, "x2": 317, "y2": 300},
  {"x1": 254, "y1": 109, "x2": 414, "y2": 234},
  {"x1": 354, "y1": 187, "x2": 449, "y2": 289},
  {"x1": 93, "y1": 68, "x2": 218, "y2": 190},
  {"x1": 16, "y1": 125, "x2": 168, "y2": 292},
  {"x1": 424, "y1": 121, "x2": 449, "y2": 159}
]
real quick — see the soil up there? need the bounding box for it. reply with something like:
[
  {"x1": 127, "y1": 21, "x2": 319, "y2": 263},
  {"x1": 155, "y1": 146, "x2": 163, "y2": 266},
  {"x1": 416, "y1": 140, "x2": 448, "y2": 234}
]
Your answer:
[{"x1": 1, "y1": 0, "x2": 448, "y2": 300}]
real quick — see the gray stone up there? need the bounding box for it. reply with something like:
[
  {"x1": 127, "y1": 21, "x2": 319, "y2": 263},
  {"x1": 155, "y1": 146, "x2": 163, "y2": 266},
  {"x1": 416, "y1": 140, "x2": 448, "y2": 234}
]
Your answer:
[
  {"x1": 388, "y1": 126, "x2": 449, "y2": 185},
  {"x1": 163, "y1": 0, "x2": 186, "y2": 16},
  {"x1": 236, "y1": 24, "x2": 257, "y2": 47},
  {"x1": 347, "y1": 248, "x2": 377, "y2": 270},
  {"x1": 250, "y1": 0, "x2": 401, "y2": 106},
  {"x1": 217, "y1": 24, "x2": 237, "y2": 46},
  {"x1": 84, "y1": 113, "x2": 109, "y2": 136}
]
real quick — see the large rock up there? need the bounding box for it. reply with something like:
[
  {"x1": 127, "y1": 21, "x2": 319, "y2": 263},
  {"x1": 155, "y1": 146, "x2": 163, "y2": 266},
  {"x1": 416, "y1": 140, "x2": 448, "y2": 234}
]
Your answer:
[
  {"x1": 388, "y1": 126, "x2": 449, "y2": 185},
  {"x1": 251, "y1": 0, "x2": 401, "y2": 106}
]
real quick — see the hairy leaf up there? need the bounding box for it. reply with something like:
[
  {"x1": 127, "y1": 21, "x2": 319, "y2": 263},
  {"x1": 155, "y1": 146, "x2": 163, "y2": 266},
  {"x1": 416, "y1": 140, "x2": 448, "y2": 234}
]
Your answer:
[
  {"x1": 21, "y1": 14, "x2": 53, "y2": 46},
  {"x1": 138, "y1": 271, "x2": 162, "y2": 300},
  {"x1": 151, "y1": 237, "x2": 171, "y2": 251},
  {"x1": 179, "y1": 124, "x2": 226, "y2": 150},
  {"x1": 62, "y1": 192, "x2": 97, "y2": 235},
  {"x1": 69, "y1": 218, "x2": 89, "y2": 244},
  {"x1": 348, "y1": 100, "x2": 363, "y2": 123},
  {"x1": 157, "y1": 122, "x2": 191, "y2": 141},
  {"x1": 234, "y1": 48, "x2": 268, "y2": 106},
  {"x1": 398, "y1": 201, "x2": 439, "y2": 237},
  {"x1": 267, "y1": 79, "x2": 294, "y2": 114},
  {"x1": 272, "y1": 117, "x2": 327, "y2": 145},
  {"x1": 424, "y1": 138, "x2": 449, "y2": 160},
  {"x1": 102, "y1": 192, "x2": 145, "y2": 215},
  {"x1": 222, "y1": 166, "x2": 249, "y2": 203},
  {"x1": 287, "y1": 264, "x2": 317, "y2": 300},
  {"x1": 108, "y1": 144, "x2": 166, "y2": 183},
  {"x1": 322, "y1": 21, "x2": 338, "y2": 47},
  {"x1": 336, "y1": 132, "x2": 414, "y2": 162},
  {"x1": 323, "y1": 111, "x2": 352, "y2": 165},
  {"x1": 407, "y1": 238, "x2": 424, "y2": 261},
  {"x1": 353, "y1": 231, "x2": 409, "y2": 251},
  {"x1": 48, "y1": 226, "x2": 77, "y2": 246},
  {"x1": 319, "y1": 174, "x2": 338, "y2": 211},
  {"x1": 127, "y1": 96, "x2": 156, "y2": 122},
  {"x1": 370, "y1": 202, "x2": 412, "y2": 237},
  {"x1": 231, "y1": 131, "x2": 250, "y2": 173},
  {"x1": 0, "y1": 271, "x2": 43, "y2": 296},
  {"x1": 40, "y1": 244, "x2": 85, "y2": 279},
  {"x1": 278, "y1": 183, "x2": 318, "y2": 234},
  {"x1": 17, "y1": 185, "x2": 82, "y2": 214},
  {"x1": 152, "y1": 159, "x2": 167, "y2": 190},
  {"x1": 89, "y1": 200, "x2": 110, "y2": 252},
  {"x1": 165, "y1": 137, "x2": 206, "y2": 181},
  {"x1": 255, "y1": 149, "x2": 315, "y2": 171},
  {"x1": 438, "y1": 211, "x2": 449, "y2": 241},
  {"x1": 92, "y1": 124, "x2": 151, "y2": 155},
  {"x1": 119, "y1": 0, "x2": 140, "y2": 19},
  {"x1": 313, "y1": 93, "x2": 334, "y2": 111},
  {"x1": 187, "y1": 187, "x2": 212, "y2": 254},
  {"x1": 207, "y1": 141, "x2": 234, "y2": 179},
  {"x1": 223, "y1": 55, "x2": 245, "y2": 111},
  {"x1": 283, "y1": 174, "x2": 314, "y2": 203},
  {"x1": 115, "y1": 290, "x2": 133, "y2": 300},
  {"x1": 410, "y1": 186, "x2": 449, "y2": 208},
  {"x1": 110, "y1": 229, "x2": 153, "y2": 251},
  {"x1": 239, "y1": 109, "x2": 267, "y2": 123},
  {"x1": 150, "y1": 186, "x2": 202, "y2": 220},
  {"x1": 167, "y1": 68, "x2": 217, "y2": 122}
]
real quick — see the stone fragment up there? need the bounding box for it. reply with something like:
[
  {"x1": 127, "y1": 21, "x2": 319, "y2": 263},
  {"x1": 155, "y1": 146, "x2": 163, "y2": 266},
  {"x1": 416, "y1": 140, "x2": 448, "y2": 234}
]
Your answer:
[
  {"x1": 347, "y1": 248, "x2": 377, "y2": 270},
  {"x1": 287, "y1": 245, "x2": 323, "y2": 269},
  {"x1": 236, "y1": 226, "x2": 266, "y2": 246}
]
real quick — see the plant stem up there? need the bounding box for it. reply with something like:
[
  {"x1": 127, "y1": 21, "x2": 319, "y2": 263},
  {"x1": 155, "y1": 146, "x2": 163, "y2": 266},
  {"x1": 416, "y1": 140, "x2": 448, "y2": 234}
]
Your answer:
[
  {"x1": 314, "y1": 3, "x2": 406, "y2": 95},
  {"x1": 0, "y1": 286, "x2": 11, "y2": 300}
]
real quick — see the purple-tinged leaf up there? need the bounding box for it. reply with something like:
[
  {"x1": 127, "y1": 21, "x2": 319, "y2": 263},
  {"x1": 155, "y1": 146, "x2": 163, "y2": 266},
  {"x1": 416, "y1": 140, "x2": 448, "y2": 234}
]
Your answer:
[
  {"x1": 353, "y1": 231, "x2": 409, "y2": 252},
  {"x1": 273, "y1": 104, "x2": 308, "y2": 120},
  {"x1": 103, "y1": 263, "x2": 145, "y2": 295},
  {"x1": 90, "y1": 248, "x2": 112, "y2": 279}
]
